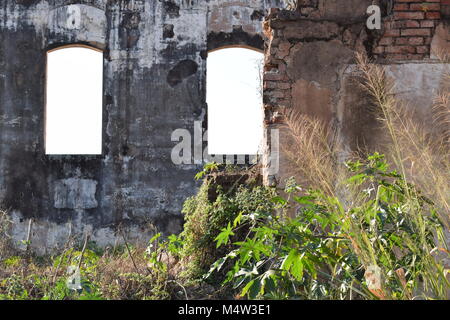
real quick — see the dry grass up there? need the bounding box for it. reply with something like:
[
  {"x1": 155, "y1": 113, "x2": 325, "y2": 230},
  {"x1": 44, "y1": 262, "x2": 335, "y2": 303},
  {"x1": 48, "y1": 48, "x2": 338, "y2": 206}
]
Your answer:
[
  {"x1": 281, "y1": 109, "x2": 345, "y2": 197},
  {"x1": 0, "y1": 244, "x2": 186, "y2": 300},
  {"x1": 0, "y1": 237, "x2": 220, "y2": 300},
  {"x1": 356, "y1": 52, "x2": 450, "y2": 227},
  {"x1": 357, "y1": 52, "x2": 449, "y2": 298},
  {"x1": 281, "y1": 51, "x2": 449, "y2": 299},
  {"x1": 0, "y1": 210, "x2": 13, "y2": 259}
]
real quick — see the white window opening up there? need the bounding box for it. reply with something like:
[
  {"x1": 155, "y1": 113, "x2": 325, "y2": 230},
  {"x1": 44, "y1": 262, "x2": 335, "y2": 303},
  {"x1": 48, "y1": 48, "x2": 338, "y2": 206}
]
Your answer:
[
  {"x1": 207, "y1": 47, "x2": 264, "y2": 155},
  {"x1": 45, "y1": 46, "x2": 103, "y2": 155}
]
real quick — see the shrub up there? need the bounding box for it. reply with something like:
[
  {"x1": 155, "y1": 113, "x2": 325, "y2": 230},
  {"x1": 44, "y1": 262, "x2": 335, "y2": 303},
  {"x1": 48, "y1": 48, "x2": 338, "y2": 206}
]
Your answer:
[
  {"x1": 207, "y1": 154, "x2": 449, "y2": 300},
  {"x1": 179, "y1": 167, "x2": 276, "y2": 281}
]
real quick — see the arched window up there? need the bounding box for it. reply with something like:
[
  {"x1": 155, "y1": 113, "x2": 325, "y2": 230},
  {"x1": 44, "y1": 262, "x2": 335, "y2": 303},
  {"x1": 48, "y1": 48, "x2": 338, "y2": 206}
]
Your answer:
[
  {"x1": 207, "y1": 47, "x2": 264, "y2": 156},
  {"x1": 45, "y1": 46, "x2": 103, "y2": 155}
]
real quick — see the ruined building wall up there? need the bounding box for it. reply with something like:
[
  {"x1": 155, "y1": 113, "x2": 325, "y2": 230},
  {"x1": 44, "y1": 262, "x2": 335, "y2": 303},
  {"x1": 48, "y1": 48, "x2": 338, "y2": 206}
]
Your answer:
[
  {"x1": 0, "y1": 0, "x2": 448, "y2": 253},
  {"x1": 262, "y1": 0, "x2": 449, "y2": 185},
  {"x1": 0, "y1": 0, "x2": 286, "y2": 254}
]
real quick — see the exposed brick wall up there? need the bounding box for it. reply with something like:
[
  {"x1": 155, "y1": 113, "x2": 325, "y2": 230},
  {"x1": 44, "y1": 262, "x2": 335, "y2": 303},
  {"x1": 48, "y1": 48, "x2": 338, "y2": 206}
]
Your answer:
[
  {"x1": 374, "y1": 0, "x2": 444, "y2": 60},
  {"x1": 443, "y1": 0, "x2": 450, "y2": 17},
  {"x1": 262, "y1": 9, "x2": 294, "y2": 123},
  {"x1": 262, "y1": 0, "x2": 447, "y2": 123},
  {"x1": 261, "y1": 0, "x2": 448, "y2": 186}
]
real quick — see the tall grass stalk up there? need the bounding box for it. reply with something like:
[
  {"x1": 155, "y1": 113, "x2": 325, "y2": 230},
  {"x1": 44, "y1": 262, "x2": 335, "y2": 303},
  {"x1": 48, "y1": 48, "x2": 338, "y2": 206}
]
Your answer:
[
  {"x1": 281, "y1": 109, "x2": 343, "y2": 197},
  {"x1": 281, "y1": 53, "x2": 449, "y2": 299},
  {"x1": 356, "y1": 52, "x2": 450, "y2": 227},
  {"x1": 353, "y1": 53, "x2": 449, "y2": 299}
]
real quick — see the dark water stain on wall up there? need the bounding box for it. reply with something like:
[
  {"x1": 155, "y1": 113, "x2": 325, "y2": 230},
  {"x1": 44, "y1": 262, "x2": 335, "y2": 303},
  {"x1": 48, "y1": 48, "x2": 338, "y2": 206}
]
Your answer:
[
  {"x1": 167, "y1": 59, "x2": 198, "y2": 87},
  {"x1": 0, "y1": 0, "x2": 280, "y2": 252}
]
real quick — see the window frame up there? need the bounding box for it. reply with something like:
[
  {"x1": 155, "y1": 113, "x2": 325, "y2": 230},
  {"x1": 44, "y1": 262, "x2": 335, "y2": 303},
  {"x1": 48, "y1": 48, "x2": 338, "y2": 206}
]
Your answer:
[
  {"x1": 44, "y1": 44, "x2": 105, "y2": 158},
  {"x1": 205, "y1": 45, "x2": 264, "y2": 158}
]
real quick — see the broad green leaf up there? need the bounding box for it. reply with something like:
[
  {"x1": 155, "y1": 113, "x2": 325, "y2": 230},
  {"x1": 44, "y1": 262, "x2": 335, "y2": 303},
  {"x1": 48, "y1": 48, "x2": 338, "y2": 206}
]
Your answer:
[
  {"x1": 241, "y1": 280, "x2": 255, "y2": 297},
  {"x1": 293, "y1": 196, "x2": 315, "y2": 205},
  {"x1": 249, "y1": 279, "x2": 262, "y2": 299},
  {"x1": 215, "y1": 223, "x2": 235, "y2": 248},
  {"x1": 291, "y1": 258, "x2": 304, "y2": 281},
  {"x1": 271, "y1": 196, "x2": 287, "y2": 205},
  {"x1": 346, "y1": 173, "x2": 368, "y2": 185}
]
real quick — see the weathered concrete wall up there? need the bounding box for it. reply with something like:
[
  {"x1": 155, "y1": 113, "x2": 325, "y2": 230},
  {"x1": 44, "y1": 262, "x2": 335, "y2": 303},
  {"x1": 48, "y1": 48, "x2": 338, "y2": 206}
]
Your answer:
[
  {"x1": 0, "y1": 0, "x2": 286, "y2": 254},
  {"x1": 1, "y1": 0, "x2": 448, "y2": 253},
  {"x1": 261, "y1": 0, "x2": 449, "y2": 185},
  {"x1": 338, "y1": 62, "x2": 450, "y2": 153}
]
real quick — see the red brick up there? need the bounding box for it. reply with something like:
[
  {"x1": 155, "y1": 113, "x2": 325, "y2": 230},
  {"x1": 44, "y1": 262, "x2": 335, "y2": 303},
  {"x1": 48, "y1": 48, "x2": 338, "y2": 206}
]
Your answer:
[
  {"x1": 379, "y1": 37, "x2": 394, "y2": 45},
  {"x1": 385, "y1": 54, "x2": 409, "y2": 61},
  {"x1": 264, "y1": 81, "x2": 291, "y2": 90},
  {"x1": 384, "y1": 29, "x2": 400, "y2": 37},
  {"x1": 395, "y1": 37, "x2": 409, "y2": 45},
  {"x1": 268, "y1": 90, "x2": 290, "y2": 99},
  {"x1": 426, "y1": 12, "x2": 441, "y2": 19},
  {"x1": 416, "y1": 46, "x2": 429, "y2": 54},
  {"x1": 276, "y1": 100, "x2": 291, "y2": 108},
  {"x1": 277, "y1": 63, "x2": 286, "y2": 73},
  {"x1": 264, "y1": 81, "x2": 276, "y2": 89},
  {"x1": 394, "y1": 4, "x2": 409, "y2": 11},
  {"x1": 385, "y1": 46, "x2": 416, "y2": 54},
  {"x1": 264, "y1": 73, "x2": 286, "y2": 81},
  {"x1": 264, "y1": 64, "x2": 278, "y2": 73},
  {"x1": 373, "y1": 46, "x2": 385, "y2": 54},
  {"x1": 385, "y1": 53, "x2": 425, "y2": 61},
  {"x1": 393, "y1": 20, "x2": 420, "y2": 28},
  {"x1": 394, "y1": 12, "x2": 425, "y2": 20},
  {"x1": 408, "y1": 37, "x2": 424, "y2": 45},
  {"x1": 410, "y1": 3, "x2": 440, "y2": 11},
  {"x1": 401, "y1": 28, "x2": 431, "y2": 36},
  {"x1": 277, "y1": 82, "x2": 291, "y2": 90},
  {"x1": 406, "y1": 20, "x2": 421, "y2": 28},
  {"x1": 420, "y1": 20, "x2": 435, "y2": 28},
  {"x1": 407, "y1": 54, "x2": 426, "y2": 60},
  {"x1": 409, "y1": 4, "x2": 423, "y2": 11},
  {"x1": 276, "y1": 42, "x2": 292, "y2": 59},
  {"x1": 384, "y1": 21, "x2": 393, "y2": 29}
]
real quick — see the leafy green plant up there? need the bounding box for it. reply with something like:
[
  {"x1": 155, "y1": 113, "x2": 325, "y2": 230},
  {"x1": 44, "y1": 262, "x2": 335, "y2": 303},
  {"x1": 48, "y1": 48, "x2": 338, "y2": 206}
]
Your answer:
[
  {"x1": 179, "y1": 178, "x2": 276, "y2": 281},
  {"x1": 340, "y1": 153, "x2": 449, "y2": 299},
  {"x1": 206, "y1": 185, "x2": 366, "y2": 300},
  {"x1": 145, "y1": 233, "x2": 183, "y2": 273},
  {"x1": 195, "y1": 162, "x2": 221, "y2": 181},
  {"x1": 207, "y1": 154, "x2": 449, "y2": 300},
  {"x1": 0, "y1": 274, "x2": 30, "y2": 300},
  {"x1": 0, "y1": 209, "x2": 12, "y2": 258}
]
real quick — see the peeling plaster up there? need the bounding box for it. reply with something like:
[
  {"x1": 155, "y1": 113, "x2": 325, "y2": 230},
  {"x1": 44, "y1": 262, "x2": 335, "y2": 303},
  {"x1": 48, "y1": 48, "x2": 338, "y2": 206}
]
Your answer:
[{"x1": 0, "y1": 0, "x2": 285, "y2": 253}]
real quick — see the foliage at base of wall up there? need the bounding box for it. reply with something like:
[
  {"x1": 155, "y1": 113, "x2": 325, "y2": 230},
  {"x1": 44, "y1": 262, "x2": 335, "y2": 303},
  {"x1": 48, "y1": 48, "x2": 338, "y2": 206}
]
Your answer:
[
  {"x1": 0, "y1": 156, "x2": 448, "y2": 300},
  {"x1": 178, "y1": 165, "x2": 276, "y2": 283},
  {"x1": 205, "y1": 154, "x2": 449, "y2": 300}
]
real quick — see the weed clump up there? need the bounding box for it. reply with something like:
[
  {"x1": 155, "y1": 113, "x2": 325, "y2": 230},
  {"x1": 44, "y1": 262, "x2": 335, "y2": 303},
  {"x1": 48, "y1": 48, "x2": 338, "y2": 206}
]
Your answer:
[{"x1": 179, "y1": 166, "x2": 276, "y2": 282}]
